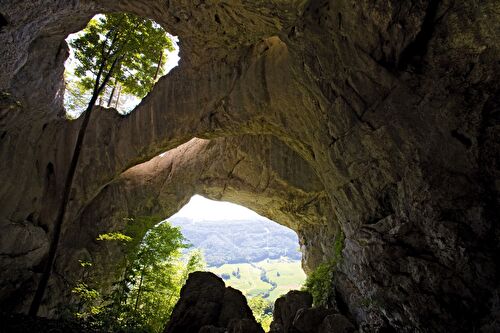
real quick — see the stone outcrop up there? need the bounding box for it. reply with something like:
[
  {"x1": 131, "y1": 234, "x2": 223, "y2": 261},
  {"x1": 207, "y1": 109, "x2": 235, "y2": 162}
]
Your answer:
[
  {"x1": 0, "y1": 0, "x2": 499, "y2": 332},
  {"x1": 270, "y1": 290, "x2": 355, "y2": 333},
  {"x1": 164, "y1": 271, "x2": 263, "y2": 333},
  {"x1": 271, "y1": 291, "x2": 313, "y2": 333}
]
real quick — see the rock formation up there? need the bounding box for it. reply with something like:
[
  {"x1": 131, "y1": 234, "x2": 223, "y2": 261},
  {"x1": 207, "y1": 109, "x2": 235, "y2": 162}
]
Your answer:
[
  {"x1": 164, "y1": 271, "x2": 263, "y2": 333},
  {"x1": 0, "y1": 0, "x2": 499, "y2": 332},
  {"x1": 269, "y1": 290, "x2": 356, "y2": 333}
]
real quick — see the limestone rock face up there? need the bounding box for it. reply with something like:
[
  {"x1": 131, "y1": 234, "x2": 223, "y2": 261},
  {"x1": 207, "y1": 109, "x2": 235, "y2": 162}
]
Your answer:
[
  {"x1": 271, "y1": 290, "x2": 313, "y2": 333},
  {"x1": 164, "y1": 272, "x2": 263, "y2": 333},
  {"x1": 319, "y1": 314, "x2": 356, "y2": 333},
  {"x1": 0, "y1": 0, "x2": 499, "y2": 332},
  {"x1": 292, "y1": 307, "x2": 338, "y2": 333},
  {"x1": 270, "y1": 290, "x2": 355, "y2": 333}
]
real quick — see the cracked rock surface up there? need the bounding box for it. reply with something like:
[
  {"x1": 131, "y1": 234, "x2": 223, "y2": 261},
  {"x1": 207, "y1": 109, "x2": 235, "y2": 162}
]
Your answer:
[
  {"x1": 0, "y1": 0, "x2": 499, "y2": 332},
  {"x1": 164, "y1": 271, "x2": 263, "y2": 333}
]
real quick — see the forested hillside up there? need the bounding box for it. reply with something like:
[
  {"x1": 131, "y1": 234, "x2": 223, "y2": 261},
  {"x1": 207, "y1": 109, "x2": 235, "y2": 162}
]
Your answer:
[{"x1": 169, "y1": 216, "x2": 301, "y2": 267}]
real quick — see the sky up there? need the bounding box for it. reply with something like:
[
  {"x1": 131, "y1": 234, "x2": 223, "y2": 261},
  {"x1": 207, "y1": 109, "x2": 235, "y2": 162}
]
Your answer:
[
  {"x1": 64, "y1": 14, "x2": 180, "y2": 117},
  {"x1": 170, "y1": 195, "x2": 265, "y2": 221},
  {"x1": 164, "y1": 36, "x2": 181, "y2": 73}
]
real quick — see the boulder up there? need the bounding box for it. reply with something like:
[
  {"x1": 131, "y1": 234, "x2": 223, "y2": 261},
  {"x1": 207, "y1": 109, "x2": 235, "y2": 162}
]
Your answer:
[
  {"x1": 218, "y1": 287, "x2": 254, "y2": 327},
  {"x1": 319, "y1": 314, "x2": 356, "y2": 333},
  {"x1": 227, "y1": 318, "x2": 265, "y2": 333},
  {"x1": 198, "y1": 326, "x2": 225, "y2": 333},
  {"x1": 164, "y1": 272, "x2": 262, "y2": 333},
  {"x1": 292, "y1": 307, "x2": 337, "y2": 333},
  {"x1": 272, "y1": 291, "x2": 313, "y2": 333}
]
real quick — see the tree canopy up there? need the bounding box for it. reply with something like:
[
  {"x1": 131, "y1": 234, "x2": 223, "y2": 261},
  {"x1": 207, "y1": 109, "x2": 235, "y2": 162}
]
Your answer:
[
  {"x1": 66, "y1": 13, "x2": 174, "y2": 114},
  {"x1": 30, "y1": 13, "x2": 176, "y2": 316},
  {"x1": 72, "y1": 220, "x2": 206, "y2": 333}
]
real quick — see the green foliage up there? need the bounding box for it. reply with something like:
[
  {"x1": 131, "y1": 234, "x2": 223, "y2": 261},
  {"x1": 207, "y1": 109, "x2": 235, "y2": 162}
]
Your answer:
[
  {"x1": 96, "y1": 232, "x2": 132, "y2": 242},
  {"x1": 171, "y1": 217, "x2": 302, "y2": 266},
  {"x1": 78, "y1": 260, "x2": 93, "y2": 268},
  {"x1": 302, "y1": 231, "x2": 344, "y2": 307},
  {"x1": 72, "y1": 282, "x2": 100, "y2": 303},
  {"x1": 65, "y1": 13, "x2": 173, "y2": 115},
  {"x1": 64, "y1": 75, "x2": 91, "y2": 116},
  {"x1": 136, "y1": 222, "x2": 188, "y2": 268},
  {"x1": 302, "y1": 262, "x2": 334, "y2": 307},
  {"x1": 248, "y1": 296, "x2": 273, "y2": 332},
  {"x1": 72, "y1": 219, "x2": 206, "y2": 333},
  {"x1": 181, "y1": 249, "x2": 207, "y2": 283},
  {"x1": 333, "y1": 230, "x2": 345, "y2": 262}
]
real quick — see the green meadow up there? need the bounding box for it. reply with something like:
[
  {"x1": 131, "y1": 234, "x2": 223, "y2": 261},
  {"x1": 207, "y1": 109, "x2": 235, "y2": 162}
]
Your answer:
[{"x1": 209, "y1": 258, "x2": 306, "y2": 303}]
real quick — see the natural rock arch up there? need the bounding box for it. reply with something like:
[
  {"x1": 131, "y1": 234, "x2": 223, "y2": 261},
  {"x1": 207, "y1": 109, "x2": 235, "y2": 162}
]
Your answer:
[
  {"x1": 52, "y1": 135, "x2": 336, "y2": 314},
  {"x1": 0, "y1": 0, "x2": 499, "y2": 332}
]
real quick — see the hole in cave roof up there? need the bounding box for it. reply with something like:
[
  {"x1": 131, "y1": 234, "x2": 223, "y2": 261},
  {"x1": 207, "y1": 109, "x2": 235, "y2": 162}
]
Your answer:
[{"x1": 63, "y1": 13, "x2": 180, "y2": 119}]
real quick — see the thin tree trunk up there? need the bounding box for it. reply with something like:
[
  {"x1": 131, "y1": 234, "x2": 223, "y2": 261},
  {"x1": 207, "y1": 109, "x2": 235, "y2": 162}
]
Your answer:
[
  {"x1": 107, "y1": 80, "x2": 117, "y2": 107},
  {"x1": 29, "y1": 55, "x2": 120, "y2": 316},
  {"x1": 153, "y1": 50, "x2": 163, "y2": 87},
  {"x1": 115, "y1": 84, "x2": 122, "y2": 109},
  {"x1": 134, "y1": 268, "x2": 145, "y2": 311},
  {"x1": 165, "y1": 290, "x2": 177, "y2": 311}
]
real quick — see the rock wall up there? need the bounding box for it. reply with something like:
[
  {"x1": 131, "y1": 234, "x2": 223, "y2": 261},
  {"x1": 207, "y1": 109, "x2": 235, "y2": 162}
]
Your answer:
[{"x1": 0, "y1": 0, "x2": 499, "y2": 332}]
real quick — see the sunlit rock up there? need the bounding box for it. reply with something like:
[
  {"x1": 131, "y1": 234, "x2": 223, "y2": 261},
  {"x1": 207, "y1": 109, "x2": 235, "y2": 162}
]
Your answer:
[{"x1": 0, "y1": 0, "x2": 499, "y2": 331}]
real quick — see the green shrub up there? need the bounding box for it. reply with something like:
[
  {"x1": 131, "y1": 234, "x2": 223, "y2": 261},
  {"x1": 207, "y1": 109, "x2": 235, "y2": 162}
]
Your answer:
[
  {"x1": 302, "y1": 231, "x2": 344, "y2": 307},
  {"x1": 302, "y1": 261, "x2": 335, "y2": 307},
  {"x1": 248, "y1": 296, "x2": 273, "y2": 332},
  {"x1": 69, "y1": 219, "x2": 206, "y2": 333}
]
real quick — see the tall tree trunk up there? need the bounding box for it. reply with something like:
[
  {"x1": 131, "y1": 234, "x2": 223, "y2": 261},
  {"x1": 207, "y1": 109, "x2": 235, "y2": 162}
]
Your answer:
[
  {"x1": 107, "y1": 80, "x2": 117, "y2": 107},
  {"x1": 152, "y1": 50, "x2": 163, "y2": 87},
  {"x1": 29, "y1": 56, "x2": 120, "y2": 316},
  {"x1": 115, "y1": 84, "x2": 122, "y2": 109},
  {"x1": 134, "y1": 268, "x2": 145, "y2": 312}
]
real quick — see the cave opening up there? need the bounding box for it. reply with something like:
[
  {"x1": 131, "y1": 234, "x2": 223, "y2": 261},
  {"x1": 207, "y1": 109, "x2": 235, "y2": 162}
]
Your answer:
[
  {"x1": 63, "y1": 13, "x2": 180, "y2": 118},
  {"x1": 168, "y1": 194, "x2": 306, "y2": 302},
  {"x1": 88, "y1": 194, "x2": 307, "y2": 332}
]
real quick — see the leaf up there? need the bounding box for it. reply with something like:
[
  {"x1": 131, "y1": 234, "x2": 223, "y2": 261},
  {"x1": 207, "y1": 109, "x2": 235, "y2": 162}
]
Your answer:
[{"x1": 65, "y1": 12, "x2": 173, "y2": 115}]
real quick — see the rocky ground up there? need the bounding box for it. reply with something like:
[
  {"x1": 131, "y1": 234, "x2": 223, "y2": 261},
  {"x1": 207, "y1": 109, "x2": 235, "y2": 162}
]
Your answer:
[{"x1": 0, "y1": 312, "x2": 97, "y2": 333}]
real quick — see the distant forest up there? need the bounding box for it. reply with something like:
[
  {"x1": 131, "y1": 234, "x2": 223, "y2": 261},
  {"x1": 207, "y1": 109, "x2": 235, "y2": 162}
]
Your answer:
[{"x1": 169, "y1": 216, "x2": 302, "y2": 266}]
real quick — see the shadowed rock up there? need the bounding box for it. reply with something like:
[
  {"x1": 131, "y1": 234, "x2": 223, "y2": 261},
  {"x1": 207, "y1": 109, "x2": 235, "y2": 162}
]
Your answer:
[
  {"x1": 271, "y1": 291, "x2": 313, "y2": 333},
  {"x1": 270, "y1": 290, "x2": 355, "y2": 333},
  {"x1": 0, "y1": 0, "x2": 499, "y2": 331},
  {"x1": 292, "y1": 307, "x2": 338, "y2": 333},
  {"x1": 164, "y1": 271, "x2": 263, "y2": 333},
  {"x1": 319, "y1": 314, "x2": 356, "y2": 333}
]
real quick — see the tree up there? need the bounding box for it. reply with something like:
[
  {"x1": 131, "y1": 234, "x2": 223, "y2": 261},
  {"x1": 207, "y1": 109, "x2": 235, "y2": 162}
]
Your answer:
[
  {"x1": 69, "y1": 221, "x2": 207, "y2": 333},
  {"x1": 65, "y1": 14, "x2": 174, "y2": 115},
  {"x1": 248, "y1": 296, "x2": 273, "y2": 332},
  {"x1": 64, "y1": 74, "x2": 92, "y2": 118},
  {"x1": 116, "y1": 222, "x2": 206, "y2": 332},
  {"x1": 29, "y1": 13, "x2": 173, "y2": 316},
  {"x1": 180, "y1": 249, "x2": 207, "y2": 283},
  {"x1": 130, "y1": 221, "x2": 188, "y2": 313}
]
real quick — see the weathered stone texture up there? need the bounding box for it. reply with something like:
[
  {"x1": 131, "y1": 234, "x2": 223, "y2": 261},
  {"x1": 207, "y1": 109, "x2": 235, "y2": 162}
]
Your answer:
[
  {"x1": 164, "y1": 271, "x2": 263, "y2": 333},
  {"x1": 269, "y1": 290, "x2": 355, "y2": 333},
  {"x1": 0, "y1": 0, "x2": 499, "y2": 332}
]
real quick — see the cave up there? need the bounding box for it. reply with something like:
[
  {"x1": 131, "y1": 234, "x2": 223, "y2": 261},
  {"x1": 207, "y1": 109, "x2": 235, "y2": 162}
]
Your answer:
[{"x1": 0, "y1": 1, "x2": 499, "y2": 332}]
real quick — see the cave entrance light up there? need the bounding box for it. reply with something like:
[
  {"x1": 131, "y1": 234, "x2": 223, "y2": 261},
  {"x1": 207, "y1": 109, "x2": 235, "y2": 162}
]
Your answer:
[
  {"x1": 63, "y1": 13, "x2": 180, "y2": 119},
  {"x1": 167, "y1": 195, "x2": 306, "y2": 304}
]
